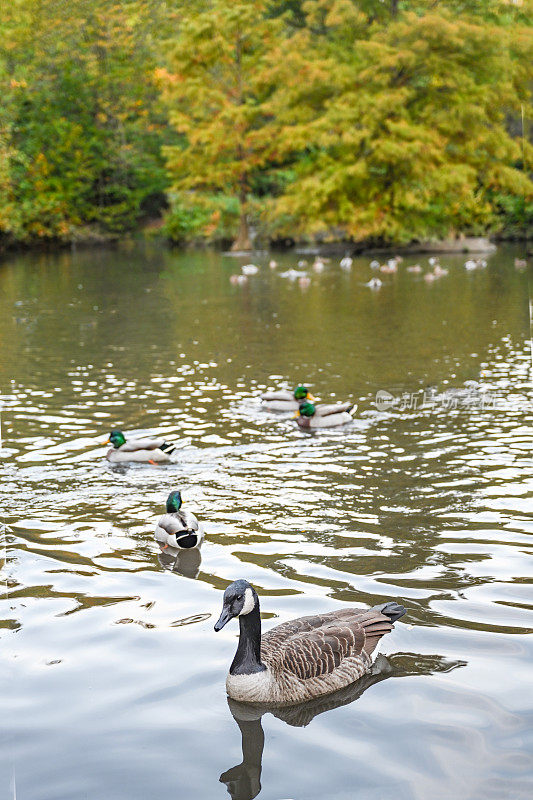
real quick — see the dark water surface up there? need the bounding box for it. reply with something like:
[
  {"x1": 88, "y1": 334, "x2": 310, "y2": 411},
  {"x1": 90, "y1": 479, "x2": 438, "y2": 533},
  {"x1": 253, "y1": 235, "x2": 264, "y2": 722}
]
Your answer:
[{"x1": 0, "y1": 244, "x2": 531, "y2": 800}]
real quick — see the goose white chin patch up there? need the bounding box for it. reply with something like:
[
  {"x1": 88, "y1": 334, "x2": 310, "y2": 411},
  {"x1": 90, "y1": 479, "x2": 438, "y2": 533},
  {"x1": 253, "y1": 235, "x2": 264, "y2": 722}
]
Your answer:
[{"x1": 238, "y1": 587, "x2": 255, "y2": 616}]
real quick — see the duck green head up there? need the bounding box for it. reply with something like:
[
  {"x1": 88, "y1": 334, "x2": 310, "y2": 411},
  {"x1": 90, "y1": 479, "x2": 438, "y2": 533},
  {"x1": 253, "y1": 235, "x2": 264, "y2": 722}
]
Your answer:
[
  {"x1": 166, "y1": 490, "x2": 183, "y2": 513},
  {"x1": 108, "y1": 430, "x2": 126, "y2": 448},
  {"x1": 294, "y1": 385, "x2": 313, "y2": 401},
  {"x1": 298, "y1": 400, "x2": 316, "y2": 417}
]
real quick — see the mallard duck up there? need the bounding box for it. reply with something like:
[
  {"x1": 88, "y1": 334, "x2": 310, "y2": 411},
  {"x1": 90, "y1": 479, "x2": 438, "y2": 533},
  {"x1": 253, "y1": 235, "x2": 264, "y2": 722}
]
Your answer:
[
  {"x1": 105, "y1": 429, "x2": 177, "y2": 463},
  {"x1": 296, "y1": 400, "x2": 355, "y2": 429},
  {"x1": 154, "y1": 490, "x2": 204, "y2": 551},
  {"x1": 214, "y1": 579, "x2": 406, "y2": 705},
  {"x1": 260, "y1": 385, "x2": 314, "y2": 412}
]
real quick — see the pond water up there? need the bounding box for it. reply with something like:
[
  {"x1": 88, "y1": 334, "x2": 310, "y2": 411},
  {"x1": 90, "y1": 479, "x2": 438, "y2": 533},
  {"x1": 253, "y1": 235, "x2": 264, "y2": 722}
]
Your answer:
[{"x1": 0, "y1": 243, "x2": 531, "y2": 800}]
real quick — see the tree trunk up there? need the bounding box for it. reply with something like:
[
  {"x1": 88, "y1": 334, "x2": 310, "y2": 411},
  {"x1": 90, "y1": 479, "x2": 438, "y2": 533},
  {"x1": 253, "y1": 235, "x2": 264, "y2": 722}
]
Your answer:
[{"x1": 231, "y1": 186, "x2": 252, "y2": 251}]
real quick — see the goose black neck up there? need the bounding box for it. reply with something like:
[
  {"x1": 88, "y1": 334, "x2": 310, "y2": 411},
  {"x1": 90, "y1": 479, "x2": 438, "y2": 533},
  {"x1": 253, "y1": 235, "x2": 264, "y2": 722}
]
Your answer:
[{"x1": 230, "y1": 602, "x2": 266, "y2": 676}]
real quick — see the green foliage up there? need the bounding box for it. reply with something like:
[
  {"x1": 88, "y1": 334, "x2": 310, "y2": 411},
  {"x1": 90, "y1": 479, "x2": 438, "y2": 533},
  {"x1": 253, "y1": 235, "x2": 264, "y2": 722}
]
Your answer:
[
  {"x1": 0, "y1": 0, "x2": 171, "y2": 245},
  {"x1": 0, "y1": 0, "x2": 531, "y2": 247}
]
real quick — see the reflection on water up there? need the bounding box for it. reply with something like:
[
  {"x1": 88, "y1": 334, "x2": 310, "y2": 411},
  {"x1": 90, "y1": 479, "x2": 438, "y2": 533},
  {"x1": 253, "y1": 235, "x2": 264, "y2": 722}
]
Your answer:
[
  {"x1": 158, "y1": 545, "x2": 202, "y2": 578},
  {"x1": 222, "y1": 653, "x2": 466, "y2": 800},
  {"x1": 0, "y1": 243, "x2": 531, "y2": 799}
]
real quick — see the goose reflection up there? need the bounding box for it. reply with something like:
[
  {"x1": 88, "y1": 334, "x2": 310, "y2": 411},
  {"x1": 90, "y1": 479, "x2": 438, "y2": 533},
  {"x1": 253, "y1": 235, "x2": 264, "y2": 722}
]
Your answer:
[
  {"x1": 157, "y1": 545, "x2": 202, "y2": 579},
  {"x1": 220, "y1": 652, "x2": 466, "y2": 800}
]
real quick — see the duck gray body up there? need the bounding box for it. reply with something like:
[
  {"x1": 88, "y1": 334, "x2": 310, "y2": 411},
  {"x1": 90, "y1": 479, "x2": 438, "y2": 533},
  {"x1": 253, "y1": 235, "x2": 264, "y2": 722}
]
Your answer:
[
  {"x1": 215, "y1": 580, "x2": 406, "y2": 706},
  {"x1": 260, "y1": 389, "x2": 299, "y2": 412}
]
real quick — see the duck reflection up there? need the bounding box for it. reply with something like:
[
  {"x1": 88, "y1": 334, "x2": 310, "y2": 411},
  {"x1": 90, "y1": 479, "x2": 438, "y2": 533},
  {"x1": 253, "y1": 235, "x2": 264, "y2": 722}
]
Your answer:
[
  {"x1": 220, "y1": 652, "x2": 466, "y2": 800},
  {"x1": 157, "y1": 545, "x2": 201, "y2": 579}
]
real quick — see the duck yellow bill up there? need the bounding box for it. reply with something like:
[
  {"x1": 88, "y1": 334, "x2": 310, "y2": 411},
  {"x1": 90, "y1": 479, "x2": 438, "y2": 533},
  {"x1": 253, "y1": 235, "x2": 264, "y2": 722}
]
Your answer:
[
  {"x1": 293, "y1": 410, "x2": 300, "y2": 417},
  {"x1": 104, "y1": 438, "x2": 110, "y2": 444},
  {"x1": 307, "y1": 393, "x2": 315, "y2": 400}
]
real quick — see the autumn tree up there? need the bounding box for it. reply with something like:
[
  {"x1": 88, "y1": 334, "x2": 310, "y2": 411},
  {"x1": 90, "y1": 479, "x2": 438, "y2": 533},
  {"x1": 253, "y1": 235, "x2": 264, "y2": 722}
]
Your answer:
[
  {"x1": 0, "y1": 0, "x2": 171, "y2": 244},
  {"x1": 267, "y1": 1, "x2": 533, "y2": 243},
  {"x1": 160, "y1": 0, "x2": 286, "y2": 250}
]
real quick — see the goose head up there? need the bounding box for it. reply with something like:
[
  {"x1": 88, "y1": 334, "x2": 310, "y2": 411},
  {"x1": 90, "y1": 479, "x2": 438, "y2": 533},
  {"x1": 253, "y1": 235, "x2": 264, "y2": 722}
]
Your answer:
[
  {"x1": 296, "y1": 400, "x2": 316, "y2": 418},
  {"x1": 108, "y1": 429, "x2": 126, "y2": 448},
  {"x1": 166, "y1": 490, "x2": 183, "y2": 513},
  {"x1": 214, "y1": 580, "x2": 258, "y2": 631},
  {"x1": 293, "y1": 385, "x2": 314, "y2": 401}
]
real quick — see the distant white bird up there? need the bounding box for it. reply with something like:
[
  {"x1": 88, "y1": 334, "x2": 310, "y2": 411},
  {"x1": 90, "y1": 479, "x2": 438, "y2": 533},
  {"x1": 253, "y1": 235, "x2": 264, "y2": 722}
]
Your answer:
[
  {"x1": 230, "y1": 274, "x2": 248, "y2": 285},
  {"x1": 424, "y1": 272, "x2": 436, "y2": 283},
  {"x1": 340, "y1": 256, "x2": 353, "y2": 270},
  {"x1": 428, "y1": 256, "x2": 438, "y2": 266},
  {"x1": 387, "y1": 258, "x2": 398, "y2": 270},
  {"x1": 298, "y1": 276, "x2": 311, "y2": 289},
  {"x1": 406, "y1": 264, "x2": 422, "y2": 274},
  {"x1": 242, "y1": 264, "x2": 259, "y2": 275},
  {"x1": 515, "y1": 258, "x2": 527, "y2": 270},
  {"x1": 366, "y1": 277, "x2": 382, "y2": 289},
  {"x1": 312, "y1": 258, "x2": 325, "y2": 272},
  {"x1": 464, "y1": 260, "x2": 477, "y2": 271},
  {"x1": 370, "y1": 260, "x2": 380, "y2": 270},
  {"x1": 433, "y1": 265, "x2": 449, "y2": 277},
  {"x1": 280, "y1": 269, "x2": 307, "y2": 280},
  {"x1": 269, "y1": 259, "x2": 278, "y2": 269},
  {"x1": 297, "y1": 259, "x2": 308, "y2": 268}
]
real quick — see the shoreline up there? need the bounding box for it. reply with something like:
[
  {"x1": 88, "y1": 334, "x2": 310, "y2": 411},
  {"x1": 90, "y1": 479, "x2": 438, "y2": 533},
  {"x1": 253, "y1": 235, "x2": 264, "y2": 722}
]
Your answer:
[{"x1": 1, "y1": 231, "x2": 531, "y2": 260}]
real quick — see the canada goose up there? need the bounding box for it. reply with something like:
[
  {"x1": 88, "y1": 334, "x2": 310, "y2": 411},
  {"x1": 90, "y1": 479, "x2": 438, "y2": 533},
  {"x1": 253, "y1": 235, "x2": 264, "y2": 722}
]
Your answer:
[
  {"x1": 105, "y1": 429, "x2": 177, "y2": 463},
  {"x1": 154, "y1": 490, "x2": 205, "y2": 551},
  {"x1": 242, "y1": 264, "x2": 259, "y2": 275},
  {"x1": 214, "y1": 580, "x2": 406, "y2": 705},
  {"x1": 260, "y1": 385, "x2": 314, "y2": 412},
  {"x1": 296, "y1": 400, "x2": 355, "y2": 429}
]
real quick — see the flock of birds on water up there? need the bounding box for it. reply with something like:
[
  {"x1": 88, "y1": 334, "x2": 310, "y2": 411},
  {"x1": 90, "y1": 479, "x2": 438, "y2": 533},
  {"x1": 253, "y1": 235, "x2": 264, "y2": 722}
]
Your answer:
[
  {"x1": 226, "y1": 253, "x2": 529, "y2": 292},
  {"x1": 103, "y1": 381, "x2": 405, "y2": 705},
  {"x1": 69, "y1": 249, "x2": 529, "y2": 707}
]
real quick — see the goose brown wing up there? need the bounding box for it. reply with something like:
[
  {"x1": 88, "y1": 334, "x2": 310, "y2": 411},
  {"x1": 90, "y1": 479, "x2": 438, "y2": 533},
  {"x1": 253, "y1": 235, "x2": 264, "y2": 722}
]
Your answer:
[
  {"x1": 314, "y1": 403, "x2": 354, "y2": 417},
  {"x1": 262, "y1": 608, "x2": 396, "y2": 680}
]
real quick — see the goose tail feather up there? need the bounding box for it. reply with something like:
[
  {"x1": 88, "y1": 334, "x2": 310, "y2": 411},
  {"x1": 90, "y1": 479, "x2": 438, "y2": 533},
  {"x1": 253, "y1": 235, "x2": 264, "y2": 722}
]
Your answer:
[{"x1": 373, "y1": 602, "x2": 406, "y2": 624}]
